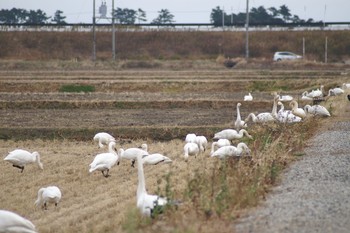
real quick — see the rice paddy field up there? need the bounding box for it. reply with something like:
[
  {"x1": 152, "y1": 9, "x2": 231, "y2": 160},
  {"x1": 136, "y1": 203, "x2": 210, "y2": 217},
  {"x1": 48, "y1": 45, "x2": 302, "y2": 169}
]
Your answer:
[{"x1": 0, "y1": 60, "x2": 349, "y2": 233}]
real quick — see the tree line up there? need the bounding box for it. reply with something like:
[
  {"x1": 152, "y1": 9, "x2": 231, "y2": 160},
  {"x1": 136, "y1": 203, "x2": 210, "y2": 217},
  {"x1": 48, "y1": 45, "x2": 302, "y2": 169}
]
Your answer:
[{"x1": 0, "y1": 5, "x2": 317, "y2": 25}]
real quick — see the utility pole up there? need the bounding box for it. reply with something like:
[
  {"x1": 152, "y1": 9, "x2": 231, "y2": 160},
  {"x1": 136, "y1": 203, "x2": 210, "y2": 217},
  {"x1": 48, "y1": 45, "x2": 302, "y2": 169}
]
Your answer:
[
  {"x1": 112, "y1": 0, "x2": 116, "y2": 60},
  {"x1": 245, "y1": 0, "x2": 249, "y2": 60},
  {"x1": 92, "y1": 0, "x2": 96, "y2": 61}
]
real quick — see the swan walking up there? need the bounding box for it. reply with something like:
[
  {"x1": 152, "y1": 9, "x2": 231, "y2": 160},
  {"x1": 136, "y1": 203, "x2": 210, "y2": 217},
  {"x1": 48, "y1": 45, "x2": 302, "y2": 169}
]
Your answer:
[
  {"x1": 213, "y1": 129, "x2": 253, "y2": 141},
  {"x1": 277, "y1": 101, "x2": 302, "y2": 123},
  {"x1": 4, "y1": 149, "x2": 43, "y2": 173},
  {"x1": 0, "y1": 210, "x2": 37, "y2": 233},
  {"x1": 136, "y1": 153, "x2": 169, "y2": 217},
  {"x1": 211, "y1": 139, "x2": 231, "y2": 154},
  {"x1": 211, "y1": 142, "x2": 250, "y2": 159},
  {"x1": 289, "y1": 100, "x2": 306, "y2": 119},
  {"x1": 234, "y1": 103, "x2": 247, "y2": 130},
  {"x1": 93, "y1": 132, "x2": 116, "y2": 148},
  {"x1": 183, "y1": 142, "x2": 199, "y2": 162},
  {"x1": 35, "y1": 186, "x2": 62, "y2": 210},
  {"x1": 89, "y1": 141, "x2": 119, "y2": 177},
  {"x1": 244, "y1": 93, "x2": 253, "y2": 101},
  {"x1": 304, "y1": 104, "x2": 331, "y2": 117}
]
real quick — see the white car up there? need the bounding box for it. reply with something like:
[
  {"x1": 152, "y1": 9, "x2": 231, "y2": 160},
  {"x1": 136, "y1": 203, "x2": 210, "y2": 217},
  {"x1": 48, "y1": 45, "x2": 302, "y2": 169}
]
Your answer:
[{"x1": 273, "y1": 51, "x2": 302, "y2": 61}]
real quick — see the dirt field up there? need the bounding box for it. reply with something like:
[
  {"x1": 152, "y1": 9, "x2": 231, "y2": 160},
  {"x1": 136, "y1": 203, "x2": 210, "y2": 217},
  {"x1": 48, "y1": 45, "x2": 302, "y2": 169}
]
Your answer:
[{"x1": 0, "y1": 62, "x2": 349, "y2": 232}]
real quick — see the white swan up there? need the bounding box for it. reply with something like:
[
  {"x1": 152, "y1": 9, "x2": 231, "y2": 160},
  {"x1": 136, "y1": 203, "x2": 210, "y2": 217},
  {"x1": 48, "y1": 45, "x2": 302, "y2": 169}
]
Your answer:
[
  {"x1": 0, "y1": 210, "x2": 37, "y2": 233},
  {"x1": 211, "y1": 139, "x2": 231, "y2": 154},
  {"x1": 244, "y1": 93, "x2": 253, "y2": 101},
  {"x1": 244, "y1": 112, "x2": 275, "y2": 123},
  {"x1": 278, "y1": 95, "x2": 293, "y2": 102},
  {"x1": 210, "y1": 142, "x2": 250, "y2": 159},
  {"x1": 328, "y1": 87, "x2": 344, "y2": 96},
  {"x1": 185, "y1": 133, "x2": 197, "y2": 143},
  {"x1": 195, "y1": 135, "x2": 208, "y2": 153},
  {"x1": 142, "y1": 153, "x2": 172, "y2": 165},
  {"x1": 343, "y1": 83, "x2": 350, "y2": 89},
  {"x1": 35, "y1": 186, "x2": 62, "y2": 210},
  {"x1": 93, "y1": 132, "x2": 116, "y2": 148},
  {"x1": 118, "y1": 146, "x2": 149, "y2": 167},
  {"x1": 304, "y1": 104, "x2": 331, "y2": 117},
  {"x1": 305, "y1": 85, "x2": 324, "y2": 98},
  {"x1": 183, "y1": 142, "x2": 199, "y2": 162},
  {"x1": 89, "y1": 141, "x2": 119, "y2": 177},
  {"x1": 213, "y1": 129, "x2": 253, "y2": 141},
  {"x1": 277, "y1": 101, "x2": 302, "y2": 123},
  {"x1": 289, "y1": 100, "x2": 306, "y2": 119},
  {"x1": 234, "y1": 103, "x2": 247, "y2": 130},
  {"x1": 4, "y1": 149, "x2": 43, "y2": 173},
  {"x1": 136, "y1": 153, "x2": 168, "y2": 217},
  {"x1": 301, "y1": 91, "x2": 313, "y2": 100}
]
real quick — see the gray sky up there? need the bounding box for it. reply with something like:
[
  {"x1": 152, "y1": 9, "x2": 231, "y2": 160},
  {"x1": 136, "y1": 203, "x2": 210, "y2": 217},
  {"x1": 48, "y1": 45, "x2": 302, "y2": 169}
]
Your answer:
[{"x1": 1, "y1": 0, "x2": 349, "y2": 23}]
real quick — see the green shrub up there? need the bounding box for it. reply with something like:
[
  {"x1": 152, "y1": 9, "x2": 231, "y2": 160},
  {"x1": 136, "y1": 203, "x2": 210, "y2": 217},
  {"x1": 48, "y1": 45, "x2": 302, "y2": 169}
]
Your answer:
[{"x1": 59, "y1": 84, "x2": 95, "y2": 92}]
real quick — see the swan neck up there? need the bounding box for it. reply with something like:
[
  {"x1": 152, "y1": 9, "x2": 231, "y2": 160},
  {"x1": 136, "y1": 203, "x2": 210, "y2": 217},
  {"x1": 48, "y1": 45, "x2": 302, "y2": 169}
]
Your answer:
[
  {"x1": 34, "y1": 152, "x2": 43, "y2": 169},
  {"x1": 236, "y1": 104, "x2": 241, "y2": 120},
  {"x1": 35, "y1": 188, "x2": 44, "y2": 206},
  {"x1": 137, "y1": 154, "x2": 147, "y2": 199}
]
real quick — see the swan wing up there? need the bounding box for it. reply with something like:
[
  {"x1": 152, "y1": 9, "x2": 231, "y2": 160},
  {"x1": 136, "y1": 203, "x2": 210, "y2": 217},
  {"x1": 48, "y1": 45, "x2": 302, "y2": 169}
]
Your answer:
[{"x1": 0, "y1": 210, "x2": 37, "y2": 233}]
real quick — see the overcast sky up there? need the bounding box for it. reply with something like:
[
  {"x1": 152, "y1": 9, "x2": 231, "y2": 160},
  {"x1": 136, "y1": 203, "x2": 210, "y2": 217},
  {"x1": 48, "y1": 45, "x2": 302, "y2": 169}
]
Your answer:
[{"x1": 1, "y1": 0, "x2": 349, "y2": 23}]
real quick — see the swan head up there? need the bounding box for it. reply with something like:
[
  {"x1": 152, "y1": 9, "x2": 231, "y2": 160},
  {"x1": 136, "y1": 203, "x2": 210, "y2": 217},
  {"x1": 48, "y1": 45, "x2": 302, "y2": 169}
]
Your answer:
[
  {"x1": 237, "y1": 102, "x2": 242, "y2": 107},
  {"x1": 140, "y1": 144, "x2": 148, "y2": 152}
]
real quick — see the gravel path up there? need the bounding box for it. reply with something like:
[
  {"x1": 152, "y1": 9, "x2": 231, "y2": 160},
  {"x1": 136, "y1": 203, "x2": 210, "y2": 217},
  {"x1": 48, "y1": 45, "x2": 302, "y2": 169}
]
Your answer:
[{"x1": 235, "y1": 120, "x2": 350, "y2": 233}]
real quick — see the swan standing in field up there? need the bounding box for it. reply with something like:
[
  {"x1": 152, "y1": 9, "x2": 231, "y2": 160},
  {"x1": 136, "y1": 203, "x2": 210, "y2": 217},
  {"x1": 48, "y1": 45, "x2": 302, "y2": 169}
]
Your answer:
[
  {"x1": 277, "y1": 101, "x2": 302, "y2": 123},
  {"x1": 211, "y1": 142, "x2": 250, "y2": 159},
  {"x1": 136, "y1": 153, "x2": 169, "y2": 217},
  {"x1": 93, "y1": 132, "x2": 116, "y2": 148},
  {"x1": 289, "y1": 100, "x2": 306, "y2": 119},
  {"x1": 234, "y1": 103, "x2": 247, "y2": 130},
  {"x1": 183, "y1": 142, "x2": 199, "y2": 162},
  {"x1": 35, "y1": 186, "x2": 62, "y2": 210},
  {"x1": 213, "y1": 129, "x2": 253, "y2": 141},
  {"x1": 211, "y1": 139, "x2": 231, "y2": 154},
  {"x1": 328, "y1": 87, "x2": 344, "y2": 96},
  {"x1": 195, "y1": 135, "x2": 208, "y2": 153},
  {"x1": 304, "y1": 104, "x2": 331, "y2": 117},
  {"x1": 4, "y1": 149, "x2": 43, "y2": 173},
  {"x1": 89, "y1": 141, "x2": 119, "y2": 177},
  {"x1": 0, "y1": 210, "x2": 37, "y2": 233},
  {"x1": 244, "y1": 93, "x2": 253, "y2": 101},
  {"x1": 118, "y1": 146, "x2": 149, "y2": 167}
]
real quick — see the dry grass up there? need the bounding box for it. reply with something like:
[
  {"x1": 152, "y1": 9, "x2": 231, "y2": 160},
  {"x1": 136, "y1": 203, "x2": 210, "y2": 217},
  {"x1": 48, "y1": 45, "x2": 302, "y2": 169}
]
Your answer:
[
  {"x1": 0, "y1": 117, "x2": 325, "y2": 233},
  {"x1": 1, "y1": 30, "x2": 350, "y2": 61}
]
